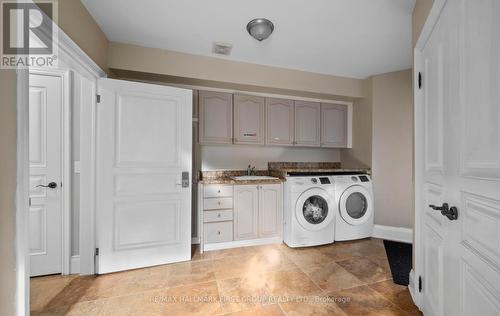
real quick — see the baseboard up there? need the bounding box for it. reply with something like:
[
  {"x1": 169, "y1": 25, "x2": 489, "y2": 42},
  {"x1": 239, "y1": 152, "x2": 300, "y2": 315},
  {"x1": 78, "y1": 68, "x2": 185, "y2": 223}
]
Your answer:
[
  {"x1": 372, "y1": 225, "x2": 413, "y2": 244},
  {"x1": 191, "y1": 237, "x2": 200, "y2": 244},
  {"x1": 203, "y1": 236, "x2": 283, "y2": 251},
  {"x1": 70, "y1": 255, "x2": 80, "y2": 274}
]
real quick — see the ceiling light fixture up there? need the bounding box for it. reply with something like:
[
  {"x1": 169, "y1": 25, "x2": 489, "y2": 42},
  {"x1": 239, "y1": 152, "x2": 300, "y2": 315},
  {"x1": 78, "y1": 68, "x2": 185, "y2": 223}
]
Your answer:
[{"x1": 246, "y1": 18, "x2": 274, "y2": 41}]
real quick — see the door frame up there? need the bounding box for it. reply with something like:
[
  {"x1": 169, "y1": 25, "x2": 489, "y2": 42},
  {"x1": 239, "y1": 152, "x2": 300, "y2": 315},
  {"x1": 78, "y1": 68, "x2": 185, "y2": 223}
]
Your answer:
[
  {"x1": 15, "y1": 19, "x2": 106, "y2": 315},
  {"x1": 412, "y1": 0, "x2": 448, "y2": 309},
  {"x1": 28, "y1": 67, "x2": 72, "y2": 276}
]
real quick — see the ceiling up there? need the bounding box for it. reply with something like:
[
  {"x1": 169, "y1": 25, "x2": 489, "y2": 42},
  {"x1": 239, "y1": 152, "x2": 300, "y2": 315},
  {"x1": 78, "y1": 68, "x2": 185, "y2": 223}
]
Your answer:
[{"x1": 82, "y1": 0, "x2": 415, "y2": 79}]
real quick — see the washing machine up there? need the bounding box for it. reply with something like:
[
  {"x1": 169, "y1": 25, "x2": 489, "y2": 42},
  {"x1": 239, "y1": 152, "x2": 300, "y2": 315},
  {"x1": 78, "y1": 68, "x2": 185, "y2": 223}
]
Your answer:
[
  {"x1": 333, "y1": 174, "x2": 374, "y2": 241},
  {"x1": 284, "y1": 175, "x2": 336, "y2": 247}
]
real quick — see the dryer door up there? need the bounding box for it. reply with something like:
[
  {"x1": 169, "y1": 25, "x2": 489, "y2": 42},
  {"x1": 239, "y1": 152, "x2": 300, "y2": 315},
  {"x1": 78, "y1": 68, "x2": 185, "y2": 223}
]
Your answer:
[
  {"x1": 295, "y1": 188, "x2": 335, "y2": 231},
  {"x1": 339, "y1": 185, "x2": 373, "y2": 225}
]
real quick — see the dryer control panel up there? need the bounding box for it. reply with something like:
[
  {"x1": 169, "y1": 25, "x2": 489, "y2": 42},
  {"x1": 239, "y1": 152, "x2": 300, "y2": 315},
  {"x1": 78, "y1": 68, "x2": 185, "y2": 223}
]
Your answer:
[{"x1": 359, "y1": 175, "x2": 370, "y2": 182}]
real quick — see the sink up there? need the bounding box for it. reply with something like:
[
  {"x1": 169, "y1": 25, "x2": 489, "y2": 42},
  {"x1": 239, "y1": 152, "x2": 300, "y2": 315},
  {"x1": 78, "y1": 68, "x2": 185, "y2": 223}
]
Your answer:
[{"x1": 231, "y1": 175, "x2": 279, "y2": 181}]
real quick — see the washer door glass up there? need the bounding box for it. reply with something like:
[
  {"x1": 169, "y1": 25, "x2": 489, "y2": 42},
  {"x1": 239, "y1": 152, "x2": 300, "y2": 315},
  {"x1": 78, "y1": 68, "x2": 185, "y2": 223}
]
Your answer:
[
  {"x1": 345, "y1": 192, "x2": 368, "y2": 219},
  {"x1": 302, "y1": 195, "x2": 329, "y2": 224}
]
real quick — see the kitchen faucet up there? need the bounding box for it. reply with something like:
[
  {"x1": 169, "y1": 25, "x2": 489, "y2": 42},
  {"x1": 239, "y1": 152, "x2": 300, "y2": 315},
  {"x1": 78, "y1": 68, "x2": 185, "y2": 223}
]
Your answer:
[{"x1": 246, "y1": 165, "x2": 255, "y2": 176}]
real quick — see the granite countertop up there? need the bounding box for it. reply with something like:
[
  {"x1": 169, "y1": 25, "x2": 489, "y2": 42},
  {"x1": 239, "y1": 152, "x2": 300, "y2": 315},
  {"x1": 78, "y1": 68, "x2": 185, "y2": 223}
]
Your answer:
[
  {"x1": 267, "y1": 162, "x2": 371, "y2": 177},
  {"x1": 199, "y1": 162, "x2": 371, "y2": 185},
  {"x1": 199, "y1": 170, "x2": 285, "y2": 185},
  {"x1": 199, "y1": 177, "x2": 285, "y2": 185}
]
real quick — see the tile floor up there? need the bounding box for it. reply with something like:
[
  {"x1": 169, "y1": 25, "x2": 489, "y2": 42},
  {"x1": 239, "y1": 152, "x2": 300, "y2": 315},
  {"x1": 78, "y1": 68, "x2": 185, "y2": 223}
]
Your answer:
[{"x1": 31, "y1": 238, "x2": 421, "y2": 315}]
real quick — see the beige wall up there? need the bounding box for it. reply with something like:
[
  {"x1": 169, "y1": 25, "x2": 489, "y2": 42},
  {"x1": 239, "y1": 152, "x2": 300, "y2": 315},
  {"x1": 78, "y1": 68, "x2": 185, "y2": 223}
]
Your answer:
[
  {"x1": 412, "y1": 0, "x2": 434, "y2": 48},
  {"x1": 0, "y1": 70, "x2": 18, "y2": 316},
  {"x1": 371, "y1": 69, "x2": 413, "y2": 228},
  {"x1": 202, "y1": 146, "x2": 341, "y2": 170},
  {"x1": 341, "y1": 79, "x2": 373, "y2": 168},
  {"x1": 108, "y1": 43, "x2": 364, "y2": 99},
  {"x1": 57, "y1": 0, "x2": 109, "y2": 72}
]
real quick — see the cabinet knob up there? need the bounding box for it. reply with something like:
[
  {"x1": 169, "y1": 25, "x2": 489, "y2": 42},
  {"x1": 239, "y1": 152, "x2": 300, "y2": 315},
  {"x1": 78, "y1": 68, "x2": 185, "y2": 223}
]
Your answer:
[
  {"x1": 217, "y1": 213, "x2": 221, "y2": 218},
  {"x1": 217, "y1": 190, "x2": 221, "y2": 193},
  {"x1": 217, "y1": 231, "x2": 221, "y2": 235},
  {"x1": 218, "y1": 201, "x2": 221, "y2": 205}
]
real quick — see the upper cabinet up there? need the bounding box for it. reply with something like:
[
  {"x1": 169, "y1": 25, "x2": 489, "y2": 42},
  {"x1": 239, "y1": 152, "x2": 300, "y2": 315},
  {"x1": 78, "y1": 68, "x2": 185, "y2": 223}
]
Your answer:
[
  {"x1": 234, "y1": 94, "x2": 265, "y2": 145},
  {"x1": 294, "y1": 101, "x2": 321, "y2": 147},
  {"x1": 266, "y1": 98, "x2": 294, "y2": 146},
  {"x1": 198, "y1": 91, "x2": 233, "y2": 144},
  {"x1": 198, "y1": 90, "x2": 350, "y2": 148},
  {"x1": 321, "y1": 103, "x2": 348, "y2": 148}
]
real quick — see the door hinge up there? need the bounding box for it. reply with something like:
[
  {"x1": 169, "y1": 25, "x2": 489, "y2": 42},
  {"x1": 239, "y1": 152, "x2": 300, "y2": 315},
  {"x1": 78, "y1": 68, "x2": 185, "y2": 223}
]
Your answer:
[
  {"x1": 97, "y1": 94, "x2": 101, "y2": 103},
  {"x1": 418, "y1": 276, "x2": 423, "y2": 292},
  {"x1": 418, "y1": 72, "x2": 422, "y2": 89},
  {"x1": 95, "y1": 248, "x2": 99, "y2": 256}
]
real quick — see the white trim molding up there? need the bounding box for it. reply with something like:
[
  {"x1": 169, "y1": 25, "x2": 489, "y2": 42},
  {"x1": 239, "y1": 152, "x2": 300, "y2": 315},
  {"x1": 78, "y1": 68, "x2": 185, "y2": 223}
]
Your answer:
[
  {"x1": 203, "y1": 237, "x2": 282, "y2": 252},
  {"x1": 372, "y1": 225, "x2": 413, "y2": 244},
  {"x1": 70, "y1": 256, "x2": 80, "y2": 274}
]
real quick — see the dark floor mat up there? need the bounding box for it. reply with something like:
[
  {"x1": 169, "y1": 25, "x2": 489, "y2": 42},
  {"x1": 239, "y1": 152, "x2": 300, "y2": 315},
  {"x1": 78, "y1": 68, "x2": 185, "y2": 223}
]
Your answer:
[{"x1": 383, "y1": 240, "x2": 412, "y2": 286}]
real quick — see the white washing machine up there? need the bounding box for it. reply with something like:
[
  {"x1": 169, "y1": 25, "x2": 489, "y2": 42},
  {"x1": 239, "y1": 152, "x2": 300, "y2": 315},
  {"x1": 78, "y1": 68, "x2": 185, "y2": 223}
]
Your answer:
[
  {"x1": 284, "y1": 175, "x2": 336, "y2": 247},
  {"x1": 333, "y1": 174, "x2": 374, "y2": 241}
]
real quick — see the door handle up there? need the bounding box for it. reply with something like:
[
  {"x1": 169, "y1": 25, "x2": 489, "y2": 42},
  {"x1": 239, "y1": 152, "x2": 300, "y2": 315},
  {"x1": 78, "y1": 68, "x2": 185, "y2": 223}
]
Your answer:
[
  {"x1": 36, "y1": 182, "x2": 58, "y2": 189},
  {"x1": 175, "y1": 172, "x2": 190, "y2": 188},
  {"x1": 429, "y1": 203, "x2": 458, "y2": 220}
]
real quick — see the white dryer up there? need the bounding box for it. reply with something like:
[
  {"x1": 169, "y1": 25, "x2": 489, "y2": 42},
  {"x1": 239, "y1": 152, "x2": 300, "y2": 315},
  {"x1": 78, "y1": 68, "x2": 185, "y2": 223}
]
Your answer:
[
  {"x1": 333, "y1": 174, "x2": 374, "y2": 241},
  {"x1": 284, "y1": 175, "x2": 336, "y2": 247}
]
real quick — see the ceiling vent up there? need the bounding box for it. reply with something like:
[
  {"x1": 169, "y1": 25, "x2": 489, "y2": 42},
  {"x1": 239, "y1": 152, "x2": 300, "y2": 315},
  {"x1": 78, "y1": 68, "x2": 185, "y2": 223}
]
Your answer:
[{"x1": 213, "y1": 42, "x2": 232, "y2": 55}]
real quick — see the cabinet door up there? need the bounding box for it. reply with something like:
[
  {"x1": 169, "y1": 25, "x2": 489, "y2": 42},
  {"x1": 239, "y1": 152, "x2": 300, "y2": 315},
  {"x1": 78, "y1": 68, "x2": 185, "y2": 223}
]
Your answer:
[
  {"x1": 321, "y1": 103, "x2": 348, "y2": 148},
  {"x1": 234, "y1": 185, "x2": 259, "y2": 240},
  {"x1": 294, "y1": 101, "x2": 321, "y2": 147},
  {"x1": 259, "y1": 184, "x2": 283, "y2": 238},
  {"x1": 234, "y1": 94, "x2": 265, "y2": 145},
  {"x1": 199, "y1": 91, "x2": 233, "y2": 144},
  {"x1": 266, "y1": 98, "x2": 294, "y2": 146}
]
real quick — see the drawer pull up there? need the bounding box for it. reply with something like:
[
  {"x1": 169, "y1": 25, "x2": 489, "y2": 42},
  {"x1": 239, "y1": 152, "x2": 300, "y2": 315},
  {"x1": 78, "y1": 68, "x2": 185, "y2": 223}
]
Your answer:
[
  {"x1": 217, "y1": 214, "x2": 221, "y2": 217},
  {"x1": 218, "y1": 201, "x2": 221, "y2": 205},
  {"x1": 217, "y1": 190, "x2": 221, "y2": 193}
]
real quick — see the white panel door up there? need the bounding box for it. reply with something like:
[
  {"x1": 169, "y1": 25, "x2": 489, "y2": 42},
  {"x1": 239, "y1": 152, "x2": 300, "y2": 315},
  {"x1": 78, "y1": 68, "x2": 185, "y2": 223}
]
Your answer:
[
  {"x1": 294, "y1": 101, "x2": 320, "y2": 147},
  {"x1": 266, "y1": 98, "x2": 294, "y2": 146},
  {"x1": 29, "y1": 73, "x2": 63, "y2": 276},
  {"x1": 320, "y1": 103, "x2": 347, "y2": 148},
  {"x1": 258, "y1": 184, "x2": 282, "y2": 238},
  {"x1": 416, "y1": 0, "x2": 500, "y2": 315},
  {"x1": 96, "y1": 78, "x2": 192, "y2": 274},
  {"x1": 234, "y1": 94, "x2": 265, "y2": 145},
  {"x1": 234, "y1": 185, "x2": 259, "y2": 240}
]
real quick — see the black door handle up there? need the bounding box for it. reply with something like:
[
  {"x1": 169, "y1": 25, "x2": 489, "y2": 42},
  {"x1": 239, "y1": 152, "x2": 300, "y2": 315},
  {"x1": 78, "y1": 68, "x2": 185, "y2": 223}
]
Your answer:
[
  {"x1": 429, "y1": 203, "x2": 458, "y2": 220},
  {"x1": 36, "y1": 182, "x2": 58, "y2": 189}
]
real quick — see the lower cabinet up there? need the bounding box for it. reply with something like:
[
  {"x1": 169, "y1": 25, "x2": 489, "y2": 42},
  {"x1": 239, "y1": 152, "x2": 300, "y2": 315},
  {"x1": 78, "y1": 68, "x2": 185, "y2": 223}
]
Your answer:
[
  {"x1": 234, "y1": 184, "x2": 282, "y2": 241},
  {"x1": 259, "y1": 184, "x2": 282, "y2": 238},
  {"x1": 234, "y1": 185, "x2": 259, "y2": 240}
]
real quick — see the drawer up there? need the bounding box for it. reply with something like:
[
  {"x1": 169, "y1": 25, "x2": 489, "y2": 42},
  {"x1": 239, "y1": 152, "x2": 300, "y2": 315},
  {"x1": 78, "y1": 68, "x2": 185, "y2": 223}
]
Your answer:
[
  {"x1": 204, "y1": 210, "x2": 233, "y2": 223},
  {"x1": 204, "y1": 221, "x2": 233, "y2": 244},
  {"x1": 204, "y1": 185, "x2": 233, "y2": 198},
  {"x1": 204, "y1": 197, "x2": 233, "y2": 210}
]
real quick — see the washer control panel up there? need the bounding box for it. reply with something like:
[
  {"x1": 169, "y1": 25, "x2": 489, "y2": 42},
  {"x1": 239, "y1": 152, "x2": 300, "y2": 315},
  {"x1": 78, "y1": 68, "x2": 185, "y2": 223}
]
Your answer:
[
  {"x1": 308, "y1": 177, "x2": 332, "y2": 185},
  {"x1": 319, "y1": 177, "x2": 331, "y2": 184}
]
